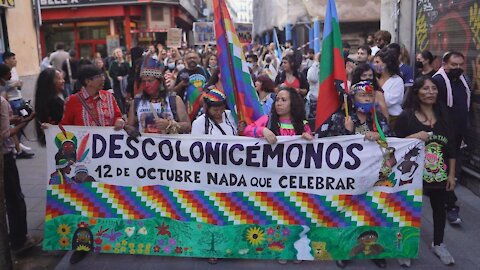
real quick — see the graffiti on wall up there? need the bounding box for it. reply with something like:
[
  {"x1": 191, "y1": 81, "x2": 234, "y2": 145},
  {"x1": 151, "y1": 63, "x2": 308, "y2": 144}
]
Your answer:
[{"x1": 416, "y1": 0, "x2": 480, "y2": 172}]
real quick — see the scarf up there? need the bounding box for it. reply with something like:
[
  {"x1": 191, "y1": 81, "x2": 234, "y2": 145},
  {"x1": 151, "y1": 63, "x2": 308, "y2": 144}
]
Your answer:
[{"x1": 433, "y1": 67, "x2": 471, "y2": 111}]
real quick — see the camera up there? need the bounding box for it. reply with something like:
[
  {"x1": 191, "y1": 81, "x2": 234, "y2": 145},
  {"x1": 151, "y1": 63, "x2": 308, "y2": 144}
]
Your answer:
[
  {"x1": 17, "y1": 100, "x2": 33, "y2": 117},
  {"x1": 179, "y1": 72, "x2": 190, "y2": 82}
]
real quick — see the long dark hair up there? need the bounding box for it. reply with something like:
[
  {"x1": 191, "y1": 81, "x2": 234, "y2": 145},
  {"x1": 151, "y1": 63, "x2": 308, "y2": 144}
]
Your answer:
[
  {"x1": 203, "y1": 94, "x2": 236, "y2": 135},
  {"x1": 270, "y1": 87, "x2": 306, "y2": 135},
  {"x1": 34, "y1": 68, "x2": 59, "y2": 145},
  {"x1": 375, "y1": 49, "x2": 400, "y2": 76},
  {"x1": 403, "y1": 76, "x2": 450, "y2": 130},
  {"x1": 140, "y1": 76, "x2": 167, "y2": 100},
  {"x1": 351, "y1": 63, "x2": 380, "y2": 90},
  {"x1": 282, "y1": 54, "x2": 300, "y2": 75}
]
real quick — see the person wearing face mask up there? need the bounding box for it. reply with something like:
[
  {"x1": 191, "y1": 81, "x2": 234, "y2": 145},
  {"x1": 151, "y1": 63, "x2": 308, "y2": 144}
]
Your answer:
[
  {"x1": 127, "y1": 56, "x2": 190, "y2": 134},
  {"x1": 373, "y1": 49, "x2": 404, "y2": 128},
  {"x1": 246, "y1": 53, "x2": 263, "y2": 80},
  {"x1": 415, "y1": 50, "x2": 436, "y2": 78},
  {"x1": 317, "y1": 81, "x2": 392, "y2": 142},
  {"x1": 164, "y1": 58, "x2": 178, "y2": 90},
  {"x1": 173, "y1": 51, "x2": 210, "y2": 121},
  {"x1": 175, "y1": 59, "x2": 185, "y2": 72},
  {"x1": 205, "y1": 54, "x2": 218, "y2": 76},
  {"x1": 432, "y1": 51, "x2": 471, "y2": 226},
  {"x1": 351, "y1": 63, "x2": 389, "y2": 120}
]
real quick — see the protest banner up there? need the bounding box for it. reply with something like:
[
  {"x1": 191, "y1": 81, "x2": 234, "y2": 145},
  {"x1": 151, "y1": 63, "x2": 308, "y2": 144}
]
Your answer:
[
  {"x1": 193, "y1": 22, "x2": 216, "y2": 45},
  {"x1": 166, "y1": 28, "x2": 182, "y2": 48},
  {"x1": 235, "y1": 23, "x2": 253, "y2": 44},
  {"x1": 43, "y1": 126, "x2": 423, "y2": 260}
]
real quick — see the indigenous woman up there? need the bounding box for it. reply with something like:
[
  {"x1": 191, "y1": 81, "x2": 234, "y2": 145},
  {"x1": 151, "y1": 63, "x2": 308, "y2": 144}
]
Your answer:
[
  {"x1": 317, "y1": 81, "x2": 392, "y2": 140},
  {"x1": 191, "y1": 88, "x2": 237, "y2": 135},
  {"x1": 351, "y1": 63, "x2": 389, "y2": 120},
  {"x1": 395, "y1": 76, "x2": 456, "y2": 266},
  {"x1": 244, "y1": 86, "x2": 312, "y2": 144},
  {"x1": 126, "y1": 57, "x2": 190, "y2": 134},
  {"x1": 317, "y1": 81, "x2": 393, "y2": 269}
]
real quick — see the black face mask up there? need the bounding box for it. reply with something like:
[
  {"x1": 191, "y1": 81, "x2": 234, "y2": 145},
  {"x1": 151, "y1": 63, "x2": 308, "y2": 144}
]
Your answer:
[
  {"x1": 447, "y1": 68, "x2": 463, "y2": 80},
  {"x1": 415, "y1": 61, "x2": 424, "y2": 69}
]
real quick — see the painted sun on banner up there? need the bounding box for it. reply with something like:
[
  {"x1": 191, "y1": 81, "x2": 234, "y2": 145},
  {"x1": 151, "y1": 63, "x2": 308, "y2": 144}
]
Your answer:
[{"x1": 43, "y1": 126, "x2": 423, "y2": 260}]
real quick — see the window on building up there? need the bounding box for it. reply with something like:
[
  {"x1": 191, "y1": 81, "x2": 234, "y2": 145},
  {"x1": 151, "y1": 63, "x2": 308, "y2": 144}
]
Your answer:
[
  {"x1": 151, "y1": 7, "x2": 164, "y2": 21},
  {"x1": 77, "y1": 22, "x2": 109, "y2": 40}
]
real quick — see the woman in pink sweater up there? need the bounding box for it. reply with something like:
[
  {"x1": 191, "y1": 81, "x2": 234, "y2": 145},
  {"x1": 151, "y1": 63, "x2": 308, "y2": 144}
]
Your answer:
[{"x1": 244, "y1": 86, "x2": 313, "y2": 144}]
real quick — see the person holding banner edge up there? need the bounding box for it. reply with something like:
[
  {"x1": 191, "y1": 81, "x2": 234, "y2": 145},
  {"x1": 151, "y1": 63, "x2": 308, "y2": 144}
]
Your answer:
[
  {"x1": 59, "y1": 64, "x2": 126, "y2": 264},
  {"x1": 191, "y1": 88, "x2": 237, "y2": 136},
  {"x1": 317, "y1": 81, "x2": 392, "y2": 269},
  {"x1": 244, "y1": 87, "x2": 312, "y2": 147},
  {"x1": 394, "y1": 76, "x2": 456, "y2": 266}
]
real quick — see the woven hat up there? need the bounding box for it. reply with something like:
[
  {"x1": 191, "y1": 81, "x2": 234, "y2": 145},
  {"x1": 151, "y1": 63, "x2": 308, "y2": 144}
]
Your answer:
[
  {"x1": 350, "y1": 81, "x2": 375, "y2": 97},
  {"x1": 203, "y1": 88, "x2": 226, "y2": 104},
  {"x1": 140, "y1": 54, "x2": 164, "y2": 78}
]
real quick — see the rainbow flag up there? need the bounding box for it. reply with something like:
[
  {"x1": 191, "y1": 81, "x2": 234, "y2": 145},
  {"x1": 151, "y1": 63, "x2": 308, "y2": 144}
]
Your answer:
[
  {"x1": 214, "y1": 0, "x2": 263, "y2": 124},
  {"x1": 315, "y1": 0, "x2": 348, "y2": 129}
]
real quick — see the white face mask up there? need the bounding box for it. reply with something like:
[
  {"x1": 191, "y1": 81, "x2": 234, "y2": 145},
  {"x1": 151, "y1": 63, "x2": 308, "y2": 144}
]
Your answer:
[{"x1": 176, "y1": 64, "x2": 185, "y2": 71}]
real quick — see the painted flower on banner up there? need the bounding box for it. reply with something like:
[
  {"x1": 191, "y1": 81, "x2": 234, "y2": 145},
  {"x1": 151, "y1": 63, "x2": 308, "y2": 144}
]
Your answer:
[
  {"x1": 154, "y1": 245, "x2": 161, "y2": 253},
  {"x1": 245, "y1": 226, "x2": 265, "y2": 246},
  {"x1": 268, "y1": 241, "x2": 285, "y2": 252},
  {"x1": 89, "y1": 218, "x2": 97, "y2": 226},
  {"x1": 138, "y1": 227, "x2": 148, "y2": 235},
  {"x1": 57, "y1": 224, "x2": 71, "y2": 236},
  {"x1": 267, "y1": 228, "x2": 275, "y2": 235},
  {"x1": 102, "y1": 244, "x2": 112, "y2": 252},
  {"x1": 59, "y1": 237, "x2": 69, "y2": 248},
  {"x1": 125, "y1": 227, "x2": 135, "y2": 237},
  {"x1": 175, "y1": 246, "x2": 183, "y2": 254}
]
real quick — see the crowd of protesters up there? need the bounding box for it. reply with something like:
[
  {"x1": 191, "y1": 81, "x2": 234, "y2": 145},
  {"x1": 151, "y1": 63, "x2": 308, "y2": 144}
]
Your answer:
[{"x1": 0, "y1": 27, "x2": 472, "y2": 267}]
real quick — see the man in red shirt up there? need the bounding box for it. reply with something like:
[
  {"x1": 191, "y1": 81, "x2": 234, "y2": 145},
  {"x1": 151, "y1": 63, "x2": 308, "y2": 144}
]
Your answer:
[{"x1": 61, "y1": 65, "x2": 125, "y2": 129}]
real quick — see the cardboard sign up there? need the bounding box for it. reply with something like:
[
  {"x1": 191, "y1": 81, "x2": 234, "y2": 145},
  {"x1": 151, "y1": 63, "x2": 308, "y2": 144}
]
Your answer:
[
  {"x1": 193, "y1": 22, "x2": 216, "y2": 45},
  {"x1": 236, "y1": 23, "x2": 253, "y2": 44},
  {"x1": 106, "y1": 35, "x2": 120, "y2": 57},
  {"x1": 166, "y1": 28, "x2": 182, "y2": 48}
]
